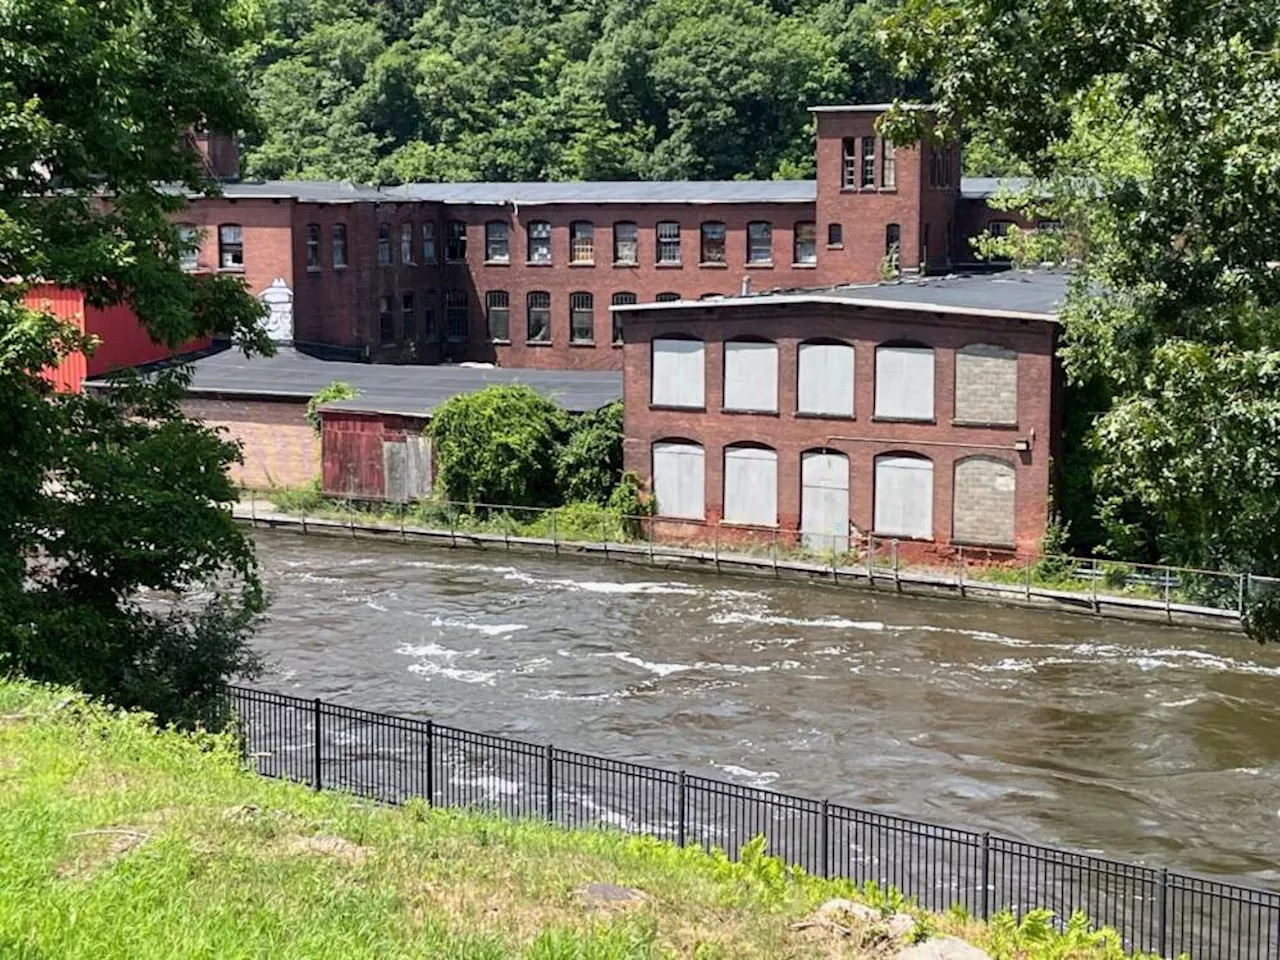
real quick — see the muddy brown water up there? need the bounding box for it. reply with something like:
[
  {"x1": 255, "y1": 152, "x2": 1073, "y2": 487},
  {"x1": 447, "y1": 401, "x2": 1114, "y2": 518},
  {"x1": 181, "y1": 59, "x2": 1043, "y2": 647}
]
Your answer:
[{"x1": 249, "y1": 529, "x2": 1280, "y2": 887}]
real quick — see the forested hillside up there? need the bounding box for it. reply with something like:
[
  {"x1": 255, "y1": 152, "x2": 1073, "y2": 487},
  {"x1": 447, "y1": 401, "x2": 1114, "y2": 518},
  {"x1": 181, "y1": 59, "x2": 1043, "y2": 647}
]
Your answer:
[{"x1": 235, "y1": 0, "x2": 904, "y2": 184}]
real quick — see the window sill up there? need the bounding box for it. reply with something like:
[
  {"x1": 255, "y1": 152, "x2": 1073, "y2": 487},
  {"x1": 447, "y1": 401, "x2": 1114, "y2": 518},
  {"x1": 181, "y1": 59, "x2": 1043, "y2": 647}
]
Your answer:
[
  {"x1": 611, "y1": 341, "x2": 623, "y2": 348},
  {"x1": 744, "y1": 261, "x2": 774, "y2": 269},
  {"x1": 569, "y1": 340, "x2": 596, "y2": 347},
  {"x1": 951, "y1": 419, "x2": 1019, "y2": 430},
  {"x1": 569, "y1": 261, "x2": 596, "y2": 268},
  {"x1": 525, "y1": 260, "x2": 554, "y2": 267},
  {"x1": 791, "y1": 262, "x2": 818, "y2": 269},
  {"x1": 306, "y1": 266, "x2": 321, "y2": 273},
  {"x1": 525, "y1": 340, "x2": 553, "y2": 347},
  {"x1": 483, "y1": 259, "x2": 510, "y2": 267},
  {"x1": 826, "y1": 244, "x2": 844, "y2": 251},
  {"x1": 445, "y1": 337, "x2": 470, "y2": 343},
  {"x1": 655, "y1": 262, "x2": 683, "y2": 269},
  {"x1": 333, "y1": 264, "x2": 348, "y2": 271},
  {"x1": 698, "y1": 261, "x2": 728, "y2": 269},
  {"x1": 720, "y1": 520, "x2": 780, "y2": 530},
  {"x1": 490, "y1": 339, "x2": 512, "y2": 345},
  {"x1": 613, "y1": 261, "x2": 639, "y2": 268},
  {"x1": 721, "y1": 407, "x2": 779, "y2": 416},
  {"x1": 217, "y1": 266, "x2": 245, "y2": 274},
  {"x1": 444, "y1": 259, "x2": 467, "y2": 266},
  {"x1": 879, "y1": 187, "x2": 898, "y2": 194},
  {"x1": 872, "y1": 416, "x2": 936, "y2": 425},
  {"x1": 649, "y1": 403, "x2": 705, "y2": 412},
  {"x1": 952, "y1": 537, "x2": 1017, "y2": 550},
  {"x1": 795, "y1": 411, "x2": 854, "y2": 421},
  {"x1": 872, "y1": 531, "x2": 932, "y2": 542}
]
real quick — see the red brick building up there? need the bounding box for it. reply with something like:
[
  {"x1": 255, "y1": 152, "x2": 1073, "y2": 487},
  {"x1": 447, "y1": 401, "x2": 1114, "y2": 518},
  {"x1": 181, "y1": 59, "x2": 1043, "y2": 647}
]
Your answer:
[
  {"x1": 617, "y1": 272, "x2": 1064, "y2": 553},
  {"x1": 176, "y1": 105, "x2": 1019, "y2": 371}
]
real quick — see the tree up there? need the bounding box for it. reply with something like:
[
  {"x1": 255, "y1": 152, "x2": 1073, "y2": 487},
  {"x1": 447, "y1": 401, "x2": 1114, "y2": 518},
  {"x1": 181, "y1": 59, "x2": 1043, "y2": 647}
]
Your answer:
[
  {"x1": 556, "y1": 400, "x2": 624, "y2": 505},
  {"x1": 879, "y1": 0, "x2": 1280, "y2": 594},
  {"x1": 1, "y1": 0, "x2": 271, "y2": 725}
]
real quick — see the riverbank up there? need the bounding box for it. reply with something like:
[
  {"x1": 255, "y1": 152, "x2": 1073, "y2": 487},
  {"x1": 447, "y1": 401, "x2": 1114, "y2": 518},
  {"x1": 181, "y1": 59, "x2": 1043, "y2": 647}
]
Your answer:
[{"x1": 0, "y1": 679, "x2": 1161, "y2": 958}]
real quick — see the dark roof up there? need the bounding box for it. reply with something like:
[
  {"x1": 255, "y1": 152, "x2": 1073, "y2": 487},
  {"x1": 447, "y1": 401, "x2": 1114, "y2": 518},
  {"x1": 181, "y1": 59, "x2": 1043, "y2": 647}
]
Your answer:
[
  {"x1": 613, "y1": 270, "x2": 1067, "y2": 321},
  {"x1": 85, "y1": 346, "x2": 622, "y2": 417}
]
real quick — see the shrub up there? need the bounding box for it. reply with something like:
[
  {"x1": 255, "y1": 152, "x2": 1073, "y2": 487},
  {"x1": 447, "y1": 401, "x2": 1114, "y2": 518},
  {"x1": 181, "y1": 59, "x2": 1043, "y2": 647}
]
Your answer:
[
  {"x1": 305, "y1": 380, "x2": 358, "y2": 434},
  {"x1": 556, "y1": 400, "x2": 624, "y2": 505}
]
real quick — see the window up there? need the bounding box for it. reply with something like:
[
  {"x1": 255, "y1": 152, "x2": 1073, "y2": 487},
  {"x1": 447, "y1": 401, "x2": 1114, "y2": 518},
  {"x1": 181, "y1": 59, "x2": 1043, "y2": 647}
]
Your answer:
[
  {"x1": 177, "y1": 223, "x2": 199, "y2": 271},
  {"x1": 723, "y1": 340, "x2": 778, "y2": 412},
  {"x1": 422, "y1": 222, "x2": 436, "y2": 263},
  {"x1": 700, "y1": 222, "x2": 726, "y2": 264},
  {"x1": 841, "y1": 138, "x2": 857, "y2": 189},
  {"x1": 304, "y1": 223, "x2": 321, "y2": 270},
  {"x1": 527, "y1": 221, "x2": 551, "y2": 263},
  {"x1": 218, "y1": 224, "x2": 243, "y2": 269},
  {"x1": 861, "y1": 135, "x2": 876, "y2": 188},
  {"x1": 613, "y1": 222, "x2": 637, "y2": 264},
  {"x1": 797, "y1": 342, "x2": 854, "y2": 417},
  {"x1": 881, "y1": 139, "x2": 896, "y2": 189},
  {"x1": 875, "y1": 454, "x2": 934, "y2": 540},
  {"x1": 332, "y1": 224, "x2": 348, "y2": 268},
  {"x1": 611, "y1": 292, "x2": 636, "y2": 344},
  {"x1": 724, "y1": 446, "x2": 778, "y2": 527},
  {"x1": 401, "y1": 223, "x2": 414, "y2": 264},
  {"x1": 651, "y1": 338, "x2": 704, "y2": 407},
  {"x1": 445, "y1": 221, "x2": 467, "y2": 262},
  {"x1": 423, "y1": 295, "x2": 435, "y2": 340},
  {"x1": 955, "y1": 343, "x2": 1018, "y2": 425},
  {"x1": 657, "y1": 221, "x2": 681, "y2": 264},
  {"x1": 445, "y1": 290, "x2": 468, "y2": 340},
  {"x1": 1036, "y1": 219, "x2": 1064, "y2": 233},
  {"x1": 827, "y1": 223, "x2": 843, "y2": 247},
  {"x1": 526, "y1": 291, "x2": 551, "y2": 342},
  {"x1": 485, "y1": 221, "x2": 509, "y2": 262},
  {"x1": 875, "y1": 344, "x2": 935, "y2": 420},
  {"x1": 569, "y1": 221, "x2": 594, "y2": 264},
  {"x1": 486, "y1": 290, "x2": 510, "y2": 342},
  {"x1": 570, "y1": 291, "x2": 594, "y2": 342},
  {"x1": 747, "y1": 222, "x2": 772, "y2": 264},
  {"x1": 801, "y1": 451, "x2": 850, "y2": 553},
  {"x1": 954, "y1": 457, "x2": 1016, "y2": 546},
  {"x1": 379, "y1": 296, "x2": 394, "y2": 345},
  {"x1": 402, "y1": 293, "x2": 416, "y2": 342},
  {"x1": 377, "y1": 223, "x2": 391, "y2": 266},
  {"x1": 652, "y1": 441, "x2": 705, "y2": 520},
  {"x1": 885, "y1": 223, "x2": 901, "y2": 258},
  {"x1": 793, "y1": 221, "x2": 816, "y2": 264},
  {"x1": 655, "y1": 292, "x2": 680, "y2": 302}
]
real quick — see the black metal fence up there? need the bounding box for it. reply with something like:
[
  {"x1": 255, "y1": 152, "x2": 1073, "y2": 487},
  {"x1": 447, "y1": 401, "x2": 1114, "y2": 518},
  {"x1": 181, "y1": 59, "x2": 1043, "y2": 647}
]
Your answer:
[{"x1": 230, "y1": 685, "x2": 1280, "y2": 959}]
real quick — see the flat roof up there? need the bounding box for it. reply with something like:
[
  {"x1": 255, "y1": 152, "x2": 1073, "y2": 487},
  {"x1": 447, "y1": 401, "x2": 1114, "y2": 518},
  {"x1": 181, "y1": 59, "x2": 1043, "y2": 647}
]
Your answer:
[
  {"x1": 808, "y1": 103, "x2": 935, "y2": 113},
  {"x1": 84, "y1": 346, "x2": 622, "y2": 417},
  {"x1": 612, "y1": 270, "x2": 1067, "y2": 322}
]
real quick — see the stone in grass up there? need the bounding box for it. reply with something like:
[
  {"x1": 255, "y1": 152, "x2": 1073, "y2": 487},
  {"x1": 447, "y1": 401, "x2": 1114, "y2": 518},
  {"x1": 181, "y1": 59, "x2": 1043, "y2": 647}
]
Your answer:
[
  {"x1": 576, "y1": 882, "x2": 646, "y2": 904},
  {"x1": 814, "y1": 898, "x2": 882, "y2": 925},
  {"x1": 895, "y1": 934, "x2": 993, "y2": 959}
]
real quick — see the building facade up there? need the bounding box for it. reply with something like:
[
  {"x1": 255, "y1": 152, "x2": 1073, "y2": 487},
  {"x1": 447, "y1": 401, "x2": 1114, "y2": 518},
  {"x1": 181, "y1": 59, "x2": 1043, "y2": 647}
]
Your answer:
[{"x1": 177, "y1": 105, "x2": 1015, "y2": 371}]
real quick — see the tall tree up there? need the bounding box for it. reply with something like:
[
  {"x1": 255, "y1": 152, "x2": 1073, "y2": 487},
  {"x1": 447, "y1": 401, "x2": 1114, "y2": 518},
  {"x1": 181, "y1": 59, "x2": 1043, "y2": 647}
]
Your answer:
[{"x1": 1, "y1": 0, "x2": 271, "y2": 725}]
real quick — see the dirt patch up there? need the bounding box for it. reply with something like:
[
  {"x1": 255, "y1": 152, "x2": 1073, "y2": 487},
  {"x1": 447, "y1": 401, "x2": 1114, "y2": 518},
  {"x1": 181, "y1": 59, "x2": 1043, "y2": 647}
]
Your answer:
[
  {"x1": 283, "y1": 834, "x2": 370, "y2": 864},
  {"x1": 56, "y1": 828, "x2": 150, "y2": 881}
]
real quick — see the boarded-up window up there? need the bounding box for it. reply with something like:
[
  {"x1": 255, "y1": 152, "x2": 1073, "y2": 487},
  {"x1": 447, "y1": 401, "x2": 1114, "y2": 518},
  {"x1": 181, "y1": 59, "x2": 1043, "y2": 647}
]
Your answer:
[
  {"x1": 652, "y1": 441, "x2": 704, "y2": 519},
  {"x1": 801, "y1": 451, "x2": 849, "y2": 552},
  {"x1": 723, "y1": 340, "x2": 778, "y2": 412},
  {"x1": 797, "y1": 342, "x2": 854, "y2": 417},
  {"x1": 651, "y1": 338, "x2": 704, "y2": 407},
  {"x1": 953, "y1": 457, "x2": 1016, "y2": 546},
  {"x1": 383, "y1": 436, "x2": 432, "y2": 503},
  {"x1": 955, "y1": 343, "x2": 1018, "y2": 424},
  {"x1": 875, "y1": 345, "x2": 934, "y2": 420},
  {"x1": 724, "y1": 446, "x2": 777, "y2": 526},
  {"x1": 874, "y1": 455, "x2": 933, "y2": 539}
]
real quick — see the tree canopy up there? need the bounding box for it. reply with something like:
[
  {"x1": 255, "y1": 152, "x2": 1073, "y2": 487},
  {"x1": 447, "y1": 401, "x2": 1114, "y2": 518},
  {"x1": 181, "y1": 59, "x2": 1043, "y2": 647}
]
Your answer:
[{"x1": 1, "y1": 0, "x2": 271, "y2": 725}]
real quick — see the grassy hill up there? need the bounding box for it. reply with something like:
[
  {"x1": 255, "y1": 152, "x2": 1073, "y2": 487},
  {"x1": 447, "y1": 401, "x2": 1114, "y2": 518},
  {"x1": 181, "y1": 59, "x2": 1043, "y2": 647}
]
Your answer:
[{"x1": 0, "y1": 679, "x2": 1154, "y2": 959}]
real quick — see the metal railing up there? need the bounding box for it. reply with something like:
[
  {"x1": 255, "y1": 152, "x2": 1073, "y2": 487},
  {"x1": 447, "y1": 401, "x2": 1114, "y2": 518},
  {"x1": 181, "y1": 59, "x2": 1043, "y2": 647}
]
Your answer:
[
  {"x1": 230, "y1": 685, "x2": 1280, "y2": 959},
  {"x1": 236, "y1": 488, "x2": 1278, "y2": 626}
]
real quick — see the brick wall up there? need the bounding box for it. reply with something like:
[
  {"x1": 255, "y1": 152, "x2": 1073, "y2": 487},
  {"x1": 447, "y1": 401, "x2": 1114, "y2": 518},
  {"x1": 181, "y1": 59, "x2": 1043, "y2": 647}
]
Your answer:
[
  {"x1": 176, "y1": 197, "x2": 296, "y2": 305},
  {"x1": 181, "y1": 397, "x2": 317, "y2": 489},
  {"x1": 954, "y1": 343, "x2": 1018, "y2": 424}
]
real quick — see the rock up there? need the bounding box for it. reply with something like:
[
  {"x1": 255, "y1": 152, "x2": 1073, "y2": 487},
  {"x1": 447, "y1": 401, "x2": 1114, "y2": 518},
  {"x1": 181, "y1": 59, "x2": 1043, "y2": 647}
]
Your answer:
[
  {"x1": 884, "y1": 912, "x2": 918, "y2": 942},
  {"x1": 815, "y1": 898, "x2": 881, "y2": 924},
  {"x1": 895, "y1": 935, "x2": 993, "y2": 960},
  {"x1": 577, "y1": 882, "x2": 645, "y2": 904}
]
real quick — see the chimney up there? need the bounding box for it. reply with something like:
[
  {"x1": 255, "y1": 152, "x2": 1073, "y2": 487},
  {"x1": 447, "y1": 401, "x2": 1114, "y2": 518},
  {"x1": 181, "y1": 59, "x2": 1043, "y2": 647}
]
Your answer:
[{"x1": 191, "y1": 130, "x2": 241, "y2": 182}]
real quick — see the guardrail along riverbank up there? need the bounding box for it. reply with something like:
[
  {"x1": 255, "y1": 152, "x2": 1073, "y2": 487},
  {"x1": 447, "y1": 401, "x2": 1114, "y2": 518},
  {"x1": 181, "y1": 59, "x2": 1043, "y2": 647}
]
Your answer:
[
  {"x1": 232, "y1": 685, "x2": 1280, "y2": 960},
  {"x1": 234, "y1": 489, "x2": 1278, "y2": 631}
]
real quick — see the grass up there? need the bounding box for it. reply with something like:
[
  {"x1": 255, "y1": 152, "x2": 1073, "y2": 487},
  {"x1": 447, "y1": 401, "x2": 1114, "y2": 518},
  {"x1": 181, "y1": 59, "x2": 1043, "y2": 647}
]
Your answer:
[{"x1": 0, "y1": 679, "x2": 1167, "y2": 959}]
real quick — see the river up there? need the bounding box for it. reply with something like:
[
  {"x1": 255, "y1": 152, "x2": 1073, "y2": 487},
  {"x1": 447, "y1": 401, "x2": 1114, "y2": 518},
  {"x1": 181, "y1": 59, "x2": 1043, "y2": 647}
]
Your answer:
[{"x1": 249, "y1": 529, "x2": 1280, "y2": 887}]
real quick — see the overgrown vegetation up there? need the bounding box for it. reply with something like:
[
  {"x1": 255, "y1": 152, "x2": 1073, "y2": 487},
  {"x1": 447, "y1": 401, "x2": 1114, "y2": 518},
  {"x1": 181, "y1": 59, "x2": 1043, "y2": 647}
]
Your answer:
[
  {"x1": 305, "y1": 380, "x2": 358, "y2": 434},
  {"x1": 0, "y1": 678, "x2": 1176, "y2": 959}
]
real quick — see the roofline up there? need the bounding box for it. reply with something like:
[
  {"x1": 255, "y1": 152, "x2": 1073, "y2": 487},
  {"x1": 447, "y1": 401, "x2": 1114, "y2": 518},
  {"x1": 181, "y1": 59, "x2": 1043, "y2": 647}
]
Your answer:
[
  {"x1": 610, "y1": 293, "x2": 1057, "y2": 323},
  {"x1": 808, "y1": 103, "x2": 936, "y2": 114}
]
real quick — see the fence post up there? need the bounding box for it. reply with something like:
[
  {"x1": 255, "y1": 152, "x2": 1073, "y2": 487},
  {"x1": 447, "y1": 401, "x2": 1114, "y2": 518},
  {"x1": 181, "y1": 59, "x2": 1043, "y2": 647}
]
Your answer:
[
  {"x1": 866, "y1": 533, "x2": 875, "y2": 586},
  {"x1": 1164, "y1": 568, "x2": 1172, "y2": 622},
  {"x1": 503, "y1": 511, "x2": 511, "y2": 551},
  {"x1": 772, "y1": 528, "x2": 779, "y2": 577},
  {"x1": 544, "y1": 743, "x2": 555, "y2": 823},
  {"x1": 599, "y1": 520, "x2": 609, "y2": 560},
  {"x1": 448, "y1": 504, "x2": 457, "y2": 548},
  {"x1": 312, "y1": 698, "x2": 323, "y2": 792},
  {"x1": 714, "y1": 526, "x2": 721, "y2": 575},
  {"x1": 1024, "y1": 554, "x2": 1032, "y2": 601},
  {"x1": 1157, "y1": 867, "x2": 1168, "y2": 958},
  {"x1": 250, "y1": 488, "x2": 257, "y2": 526},
  {"x1": 677, "y1": 770, "x2": 687, "y2": 847},
  {"x1": 425, "y1": 719, "x2": 434, "y2": 807},
  {"x1": 551, "y1": 511, "x2": 560, "y2": 558},
  {"x1": 1091, "y1": 558, "x2": 1100, "y2": 612},
  {"x1": 820, "y1": 799, "x2": 830, "y2": 879},
  {"x1": 301, "y1": 496, "x2": 308, "y2": 535},
  {"x1": 830, "y1": 536, "x2": 838, "y2": 584},
  {"x1": 958, "y1": 546, "x2": 966, "y2": 598},
  {"x1": 893, "y1": 539, "x2": 901, "y2": 592},
  {"x1": 980, "y1": 831, "x2": 990, "y2": 920}
]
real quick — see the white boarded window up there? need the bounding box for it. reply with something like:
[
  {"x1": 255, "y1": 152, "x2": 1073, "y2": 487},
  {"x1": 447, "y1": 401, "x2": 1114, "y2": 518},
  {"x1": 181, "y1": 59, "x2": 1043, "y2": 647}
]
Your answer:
[
  {"x1": 874, "y1": 455, "x2": 934, "y2": 539},
  {"x1": 723, "y1": 341, "x2": 778, "y2": 412},
  {"x1": 797, "y1": 342, "x2": 854, "y2": 416},
  {"x1": 801, "y1": 451, "x2": 850, "y2": 553},
  {"x1": 875, "y1": 344, "x2": 935, "y2": 420},
  {"x1": 652, "y1": 441, "x2": 704, "y2": 519},
  {"x1": 651, "y1": 338, "x2": 705, "y2": 408},
  {"x1": 723, "y1": 446, "x2": 778, "y2": 526}
]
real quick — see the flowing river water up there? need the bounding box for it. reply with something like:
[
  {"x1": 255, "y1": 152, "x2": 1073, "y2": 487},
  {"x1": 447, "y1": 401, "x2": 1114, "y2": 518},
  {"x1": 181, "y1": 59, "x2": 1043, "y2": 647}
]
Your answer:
[{"x1": 249, "y1": 530, "x2": 1280, "y2": 888}]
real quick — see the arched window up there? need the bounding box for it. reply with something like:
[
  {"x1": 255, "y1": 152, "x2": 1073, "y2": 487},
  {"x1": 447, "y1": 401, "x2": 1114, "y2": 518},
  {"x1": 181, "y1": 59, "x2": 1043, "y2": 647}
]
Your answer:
[
  {"x1": 445, "y1": 220, "x2": 467, "y2": 262},
  {"x1": 801, "y1": 450, "x2": 850, "y2": 552},
  {"x1": 332, "y1": 224, "x2": 348, "y2": 268},
  {"x1": 400, "y1": 223, "x2": 414, "y2": 264},
  {"x1": 652, "y1": 440, "x2": 705, "y2": 520},
  {"x1": 177, "y1": 223, "x2": 200, "y2": 271},
  {"x1": 747, "y1": 221, "x2": 772, "y2": 264},
  {"x1": 611, "y1": 292, "x2": 636, "y2": 344},
  {"x1": 570, "y1": 221, "x2": 594, "y2": 264},
  {"x1": 613, "y1": 222, "x2": 637, "y2": 264},
  {"x1": 526, "y1": 291, "x2": 551, "y2": 342},
  {"x1": 486, "y1": 290, "x2": 510, "y2": 342},
  {"x1": 485, "y1": 221, "x2": 509, "y2": 262},
  {"x1": 377, "y1": 223, "x2": 391, "y2": 266},
  {"x1": 700, "y1": 222, "x2": 726, "y2": 264},
  {"x1": 527, "y1": 221, "x2": 551, "y2": 263},
  {"x1": 723, "y1": 338, "x2": 778, "y2": 413},
  {"x1": 304, "y1": 223, "x2": 321, "y2": 270},
  {"x1": 655, "y1": 292, "x2": 680, "y2": 302},
  {"x1": 218, "y1": 224, "x2": 243, "y2": 269},
  {"x1": 874, "y1": 454, "x2": 933, "y2": 540},
  {"x1": 651, "y1": 337, "x2": 704, "y2": 408},
  {"x1": 723, "y1": 444, "x2": 778, "y2": 526},
  {"x1": 955, "y1": 343, "x2": 1018, "y2": 425},
  {"x1": 953, "y1": 456, "x2": 1016, "y2": 546},
  {"x1": 875, "y1": 342, "x2": 934, "y2": 421},
  {"x1": 421, "y1": 222, "x2": 436, "y2": 263},
  {"x1": 445, "y1": 290, "x2": 468, "y2": 341},
  {"x1": 797, "y1": 340, "x2": 854, "y2": 417},
  {"x1": 656, "y1": 221, "x2": 681, "y2": 264},
  {"x1": 570, "y1": 291, "x2": 594, "y2": 342},
  {"x1": 793, "y1": 221, "x2": 816, "y2": 264}
]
